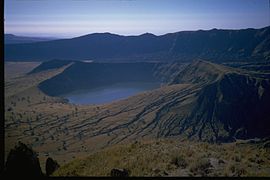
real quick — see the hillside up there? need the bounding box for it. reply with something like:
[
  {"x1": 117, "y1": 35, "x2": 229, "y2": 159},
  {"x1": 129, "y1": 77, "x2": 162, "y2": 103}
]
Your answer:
[
  {"x1": 35, "y1": 60, "x2": 270, "y2": 142},
  {"x1": 37, "y1": 60, "x2": 188, "y2": 96},
  {"x1": 28, "y1": 59, "x2": 74, "y2": 75},
  {"x1": 4, "y1": 60, "x2": 270, "y2": 174},
  {"x1": 171, "y1": 61, "x2": 270, "y2": 140},
  {"x1": 53, "y1": 139, "x2": 270, "y2": 176},
  {"x1": 4, "y1": 26, "x2": 270, "y2": 62}
]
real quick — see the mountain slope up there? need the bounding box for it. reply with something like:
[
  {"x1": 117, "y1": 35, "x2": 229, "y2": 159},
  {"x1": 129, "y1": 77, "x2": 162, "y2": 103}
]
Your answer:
[
  {"x1": 4, "y1": 27, "x2": 270, "y2": 62},
  {"x1": 53, "y1": 139, "x2": 270, "y2": 176},
  {"x1": 176, "y1": 62, "x2": 270, "y2": 141},
  {"x1": 36, "y1": 60, "x2": 270, "y2": 143},
  {"x1": 170, "y1": 60, "x2": 235, "y2": 84},
  {"x1": 38, "y1": 61, "x2": 163, "y2": 96},
  {"x1": 28, "y1": 59, "x2": 74, "y2": 74},
  {"x1": 5, "y1": 60, "x2": 270, "y2": 172}
]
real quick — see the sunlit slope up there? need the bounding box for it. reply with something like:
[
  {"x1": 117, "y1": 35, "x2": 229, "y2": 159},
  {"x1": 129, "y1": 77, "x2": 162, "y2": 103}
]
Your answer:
[{"x1": 53, "y1": 139, "x2": 270, "y2": 176}]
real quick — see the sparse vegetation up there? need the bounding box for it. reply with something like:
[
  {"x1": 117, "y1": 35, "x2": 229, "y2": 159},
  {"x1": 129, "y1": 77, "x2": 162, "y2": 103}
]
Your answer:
[
  {"x1": 53, "y1": 139, "x2": 270, "y2": 176},
  {"x1": 189, "y1": 158, "x2": 212, "y2": 176},
  {"x1": 170, "y1": 154, "x2": 187, "y2": 169},
  {"x1": 4, "y1": 61, "x2": 270, "y2": 176}
]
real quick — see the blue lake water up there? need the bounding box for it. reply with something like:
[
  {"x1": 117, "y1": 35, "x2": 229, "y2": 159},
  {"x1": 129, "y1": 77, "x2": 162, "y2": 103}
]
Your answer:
[{"x1": 62, "y1": 82, "x2": 160, "y2": 105}]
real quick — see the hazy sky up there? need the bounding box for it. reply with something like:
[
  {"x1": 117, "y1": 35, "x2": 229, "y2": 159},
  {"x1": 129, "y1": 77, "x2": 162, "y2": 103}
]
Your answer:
[{"x1": 4, "y1": 0, "x2": 270, "y2": 38}]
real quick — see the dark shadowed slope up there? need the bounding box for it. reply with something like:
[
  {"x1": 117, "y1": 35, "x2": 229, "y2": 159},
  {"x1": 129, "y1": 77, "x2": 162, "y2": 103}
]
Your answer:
[
  {"x1": 160, "y1": 61, "x2": 270, "y2": 141},
  {"x1": 171, "y1": 61, "x2": 270, "y2": 141},
  {"x1": 38, "y1": 61, "x2": 164, "y2": 96},
  {"x1": 28, "y1": 59, "x2": 74, "y2": 74},
  {"x1": 224, "y1": 61, "x2": 270, "y2": 74},
  {"x1": 170, "y1": 60, "x2": 236, "y2": 84},
  {"x1": 5, "y1": 27, "x2": 270, "y2": 62}
]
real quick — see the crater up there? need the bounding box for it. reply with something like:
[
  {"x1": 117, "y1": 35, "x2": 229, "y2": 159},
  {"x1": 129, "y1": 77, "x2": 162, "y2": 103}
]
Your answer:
[
  {"x1": 37, "y1": 61, "x2": 174, "y2": 105},
  {"x1": 61, "y1": 82, "x2": 161, "y2": 105}
]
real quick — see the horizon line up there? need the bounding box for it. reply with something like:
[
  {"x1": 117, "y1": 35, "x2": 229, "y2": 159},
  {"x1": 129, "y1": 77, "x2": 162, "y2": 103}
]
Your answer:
[{"x1": 5, "y1": 25, "x2": 270, "y2": 39}]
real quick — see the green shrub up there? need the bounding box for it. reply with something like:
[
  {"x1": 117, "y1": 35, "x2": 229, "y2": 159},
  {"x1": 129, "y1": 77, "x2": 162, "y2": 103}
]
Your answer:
[
  {"x1": 170, "y1": 155, "x2": 187, "y2": 169},
  {"x1": 225, "y1": 163, "x2": 247, "y2": 177},
  {"x1": 190, "y1": 158, "x2": 212, "y2": 176},
  {"x1": 233, "y1": 155, "x2": 241, "y2": 162},
  {"x1": 233, "y1": 166, "x2": 247, "y2": 176}
]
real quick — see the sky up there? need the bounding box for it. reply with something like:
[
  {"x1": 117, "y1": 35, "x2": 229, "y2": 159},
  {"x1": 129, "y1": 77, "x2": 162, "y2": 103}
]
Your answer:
[{"x1": 4, "y1": 0, "x2": 270, "y2": 38}]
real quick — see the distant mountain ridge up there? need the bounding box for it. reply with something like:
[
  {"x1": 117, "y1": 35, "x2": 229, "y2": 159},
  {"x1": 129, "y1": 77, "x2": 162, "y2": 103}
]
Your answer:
[
  {"x1": 5, "y1": 26, "x2": 270, "y2": 62},
  {"x1": 4, "y1": 34, "x2": 58, "y2": 44}
]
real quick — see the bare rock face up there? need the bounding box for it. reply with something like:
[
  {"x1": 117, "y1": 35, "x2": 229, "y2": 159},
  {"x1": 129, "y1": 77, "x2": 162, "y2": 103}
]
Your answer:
[
  {"x1": 110, "y1": 168, "x2": 129, "y2": 177},
  {"x1": 46, "y1": 157, "x2": 60, "y2": 176},
  {"x1": 3, "y1": 142, "x2": 43, "y2": 177}
]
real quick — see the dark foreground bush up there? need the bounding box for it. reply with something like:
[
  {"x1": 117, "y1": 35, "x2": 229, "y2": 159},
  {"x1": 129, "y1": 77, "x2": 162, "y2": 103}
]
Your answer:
[
  {"x1": 110, "y1": 168, "x2": 129, "y2": 177},
  {"x1": 3, "y1": 142, "x2": 44, "y2": 177},
  {"x1": 46, "y1": 157, "x2": 60, "y2": 176}
]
